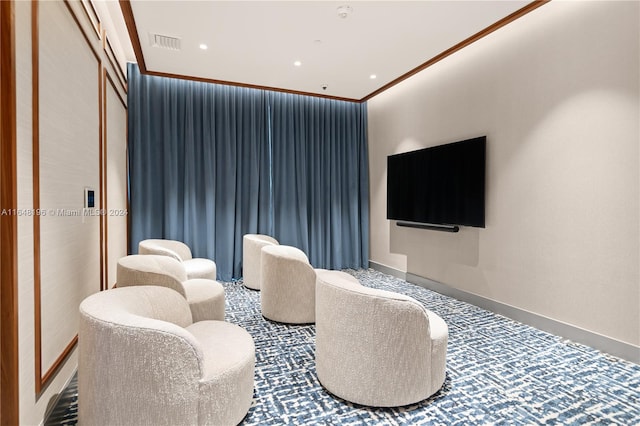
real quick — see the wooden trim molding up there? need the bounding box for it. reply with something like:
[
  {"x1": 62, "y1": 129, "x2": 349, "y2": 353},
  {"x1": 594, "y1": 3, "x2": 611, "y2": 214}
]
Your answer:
[
  {"x1": 104, "y1": 71, "x2": 128, "y2": 288},
  {"x1": 63, "y1": 0, "x2": 100, "y2": 63},
  {"x1": 147, "y1": 69, "x2": 359, "y2": 103},
  {"x1": 40, "y1": 337, "x2": 77, "y2": 387},
  {"x1": 104, "y1": 34, "x2": 127, "y2": 92},
  {"x1": 105, "y1": 71, "x2": 127, "y2": 109},
  {"x1": 79, "y1": 0, "x2": 100, "y2": 39},
  {"x1": 32, "y1": 0, "x2": 44, "y2": 396},
  {"x1": 0, "y1": 0, "x2": 20, "y2": 422},
  {"x1": 99, "y1": 65, "x2": 106, "y2": 291},
  {"x1": 118, "y1": 0, "x2": 145, "y2": 72},
  {"x1": 119, "y1": 0, "x2": 550, "y2": 104}
]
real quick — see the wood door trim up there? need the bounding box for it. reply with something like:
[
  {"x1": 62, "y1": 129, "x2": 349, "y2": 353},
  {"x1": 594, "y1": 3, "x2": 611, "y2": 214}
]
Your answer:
[{"x1": 0, "y1": 0, "x2": 20, "y2": 422}]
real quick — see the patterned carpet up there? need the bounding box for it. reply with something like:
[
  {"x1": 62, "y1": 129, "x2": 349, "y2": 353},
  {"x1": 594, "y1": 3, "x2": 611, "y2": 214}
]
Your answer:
[{"x1": 46, "y1": 269, "x2": 640, "y2": 425}]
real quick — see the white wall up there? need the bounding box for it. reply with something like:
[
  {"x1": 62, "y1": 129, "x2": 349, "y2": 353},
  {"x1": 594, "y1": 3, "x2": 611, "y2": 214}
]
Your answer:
[
  {"x1": 16, "y1": 3, "x2": 78, "y2": 424},
  {"x1": 106, "y1": 80, "x2": 129, "y2": 288},
  {"x1": 368, "y1": 1, "x2": 639, "y2": 348},
  {"x1": 15, "y1": 1, "x2": 129, "y2": 423},
  {"x1": 38, "y1": 0, "x2": 102, "y2": 377}
]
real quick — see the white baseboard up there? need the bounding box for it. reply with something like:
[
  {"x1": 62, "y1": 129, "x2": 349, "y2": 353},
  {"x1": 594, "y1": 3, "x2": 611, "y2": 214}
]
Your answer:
[
  {"x1": 368, "y1": 260, "x2": 406, "y2": 280},
  {"x1": 368, "y1": 262, "x2": 639, "y2": 364}
]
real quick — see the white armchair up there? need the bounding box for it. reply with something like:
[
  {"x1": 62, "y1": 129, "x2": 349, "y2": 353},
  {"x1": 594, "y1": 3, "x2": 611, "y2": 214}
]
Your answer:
[
  {"x1": 78, "y1": 285, "x2": 255, "y2": 425},
  {"x1": 315, "y1": 270, "x2": 448, "y2": 407},
  {"x1": 138, "y1": 238, "x2": 217, "y2": 280},
  {"x1": 117, "y1": 254, "x2": 225, "y2": 322},
  {"x1": 242, "y1": 234, "x2": 279, "y2": 290},
  {"x1": 260, "y1": 245, "x2": 317, "y2": 324}
]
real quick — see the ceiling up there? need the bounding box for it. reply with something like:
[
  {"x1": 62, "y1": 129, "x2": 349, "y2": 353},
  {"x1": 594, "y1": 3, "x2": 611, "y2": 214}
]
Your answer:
[{"x1": 120, "y1": 1, "x2": 542, "y2": 102}]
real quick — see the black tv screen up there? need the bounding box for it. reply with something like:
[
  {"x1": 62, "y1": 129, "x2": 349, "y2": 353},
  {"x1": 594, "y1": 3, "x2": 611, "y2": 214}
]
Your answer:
[{"x1": 387, "y1": 136, "x2": 486, "y2": 228}]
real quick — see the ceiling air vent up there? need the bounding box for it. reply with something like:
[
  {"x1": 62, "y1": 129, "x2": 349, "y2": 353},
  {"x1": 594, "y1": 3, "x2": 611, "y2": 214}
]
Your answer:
[{"x1": 149, "y1": 33, "x2": 181, "y2": 51}]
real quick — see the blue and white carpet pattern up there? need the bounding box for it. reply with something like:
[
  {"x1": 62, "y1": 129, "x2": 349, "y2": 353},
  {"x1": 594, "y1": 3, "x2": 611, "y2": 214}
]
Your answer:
[{"x1": 47, "y1": 269, "x2": 639, "y2": 425}]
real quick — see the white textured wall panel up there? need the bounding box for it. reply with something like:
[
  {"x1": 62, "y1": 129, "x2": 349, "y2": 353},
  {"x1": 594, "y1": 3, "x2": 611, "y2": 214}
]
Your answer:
[
  {"x1": 106, "y1": 80, "x2": 128, "y2": 288},
  {"x1": 38, "y1": 0, "x2": 101, "y2": 373}
]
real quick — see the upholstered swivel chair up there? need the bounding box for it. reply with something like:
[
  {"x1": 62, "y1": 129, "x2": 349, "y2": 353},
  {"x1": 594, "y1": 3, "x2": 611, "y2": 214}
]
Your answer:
[
  {"x1": 117, "y1": 254, "x2": 225, "y2": 322},
  {"x1": 315, "y1": 269, "x2": 448, "y2": 407},
  {"x1": 260, "y1": 245, "x2": 317, "y2": 324},
  {"x1": 79, "y1": 285, "x2": 255, "y2": 426},
  {"x1": 242, "y1": 234, "x2": 279, "y2": 290},
  {"x1": 138, "y1": 238, "x2": 217, "y2": 280}
]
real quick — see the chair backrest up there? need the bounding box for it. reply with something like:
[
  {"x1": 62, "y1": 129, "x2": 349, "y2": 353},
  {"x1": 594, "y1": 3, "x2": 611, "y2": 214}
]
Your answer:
[
  {"x1": 245, "y1": 234, "x2": 279, "y2": 246},
  {"x1": 262, "y1": 244, "x2": 310, "y2": 265},
  {"x1": 314, "y1": 270, "x2": 433, "y2": 406},
  {"x1": 117, "y1": 254, "x2": 188, "y2": 297},
  {"x1": 315, "y1": 269, "x2": 429, "y2": 318},
  {"x1": 80, "y1": 285, "x2": 193, "y2": 328},
  {"x1": 139, "y1": 239, "x2": 193, "y2": 261},
  {"x1": 315, "y1": 269, "x2": 432, "y2": 363},
  {"x1": 242, "y1": 234, "x2": 280, "y2": 289},
  {"x1": 260, "y1": 245, "x2": 316, "y2": 323},
  {"x1": 261, "y1": 244, "x2": 316, "y2": 285}
]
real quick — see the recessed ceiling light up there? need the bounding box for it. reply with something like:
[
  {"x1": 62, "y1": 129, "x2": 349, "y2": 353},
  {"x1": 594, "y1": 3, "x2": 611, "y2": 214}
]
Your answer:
[
  {"x1": 199, "y1": 43, "x2": 208, "y2": 50},
  {"x1": 294, "y1": 60, "x2": 302, "y2": 67},
  {"x1": 370, "y1": 74, "x2": 377, "y2": 79}
]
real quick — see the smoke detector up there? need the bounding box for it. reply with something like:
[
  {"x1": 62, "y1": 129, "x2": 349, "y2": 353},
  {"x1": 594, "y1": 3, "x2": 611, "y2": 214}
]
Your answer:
[{"x1": 336, "y1": 5, "x2": 353, "y2": 19}]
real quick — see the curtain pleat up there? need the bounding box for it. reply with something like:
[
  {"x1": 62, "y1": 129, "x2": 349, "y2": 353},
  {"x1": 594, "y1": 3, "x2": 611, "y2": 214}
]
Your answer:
[
  {"x1": 268, "y1": 92, "x2": 369, "y2": 269},
  {"x1": 128, "y1": 64, "x2": 369, "y2": 280}
]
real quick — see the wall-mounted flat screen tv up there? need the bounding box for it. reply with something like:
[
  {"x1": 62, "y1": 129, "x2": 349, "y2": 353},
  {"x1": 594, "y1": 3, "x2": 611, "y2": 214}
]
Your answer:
[{"x1": 387, "y1": 136, "x2": 486, "y2": 228}]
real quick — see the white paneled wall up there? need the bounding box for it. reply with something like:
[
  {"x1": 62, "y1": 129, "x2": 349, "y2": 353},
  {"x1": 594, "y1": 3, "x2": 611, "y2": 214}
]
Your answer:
[
  {"x1": 106, "y1": 79, "x2": 128, "y2": 289},
  {"x1": 14, "y1": 1, "x2": 129, "y2": 423},
  {"x1": 38, "y1": 0, "x2": 101, "y2": 375}
]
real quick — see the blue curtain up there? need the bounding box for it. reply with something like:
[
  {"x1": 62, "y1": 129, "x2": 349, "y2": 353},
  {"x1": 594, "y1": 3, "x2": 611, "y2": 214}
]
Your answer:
[
  {"x1": 268, "y1": 92, "x2": 369, "y2": 269},
  {"x1": 128, "y1": 63, "x2": 369, "y2": 280}
]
